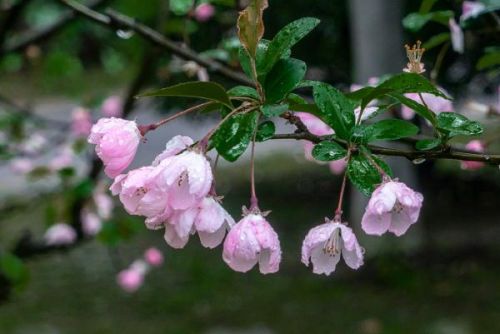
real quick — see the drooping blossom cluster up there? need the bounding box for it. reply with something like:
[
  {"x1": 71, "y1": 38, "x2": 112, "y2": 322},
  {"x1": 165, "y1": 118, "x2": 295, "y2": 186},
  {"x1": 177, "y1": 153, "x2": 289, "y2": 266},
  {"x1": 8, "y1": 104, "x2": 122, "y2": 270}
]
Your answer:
[{"x1": 117, "y1": 247, "x2": 164, "y2": 293}]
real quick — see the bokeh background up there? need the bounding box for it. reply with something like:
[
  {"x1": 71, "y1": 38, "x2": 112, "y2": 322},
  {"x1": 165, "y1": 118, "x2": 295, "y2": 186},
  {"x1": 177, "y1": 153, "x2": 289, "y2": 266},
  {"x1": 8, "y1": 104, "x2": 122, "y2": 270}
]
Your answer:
[{"x1": 0, "y1": 0, "x2": 499, "y2": 333}]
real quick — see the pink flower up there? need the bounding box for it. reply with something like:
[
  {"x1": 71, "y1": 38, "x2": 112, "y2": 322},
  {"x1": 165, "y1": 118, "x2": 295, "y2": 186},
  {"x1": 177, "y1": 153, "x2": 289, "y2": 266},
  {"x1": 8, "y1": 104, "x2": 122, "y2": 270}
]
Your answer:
[
  {"x1": 110, "y1": 166, "x2": 170, "y2": 222},
  {"x1": 156, "y1": 148, "x2": 213, "y2": 210},
  {"x1": 9, "y1": 158, "x2": 33, "y2": 174},
  {"x1": 223, "y1": 213, "x2": 281, "y2": 274},
  {"x1": 301, "y1": 218, "x2": 364, "y2": 275},
  {"x1": 101, "y1": 96, "x2": 123, "y2": 118},
  {"x1": 144, "y1": 247, "x2": 164, "y2": 267},
  {"x1": 44, "y1": 223, "x2": 77, "y2": 246},
  {"x1": 296, "y1": 112, "x2": 333, "y2": 137},
  {"x1": 49, "y1": 146, "x2": 75, "y2": 171},
  {"x1": 461, "y1": 1, "x2": 485, "y2": 22},
  {"x1": 164, "y1": 208, "x2": 198, "y2": 249},
  {"x1": 401, "y1": 89, "x2": 453, "y2": 120},
  {"x1": 88, "y1": 118, "x2": 141, "y2": 178},
  {"x1": 195, "y1": 196, "x2": 234, "y2": 248},
  {"x1": 81, "y1": 210, "x2": 102, "y2": 236},
  {"x1": 361, "y1": 180, "x2": 423, "y2": 237},
  {"x1": 152, "y1": 135, "x2": 194, "y2": 166},
  {"x1": 93, "y1": 190, "x2": 113, "y2": 219},
  {"x1": 194, "y1": 3, "x2": 215, "y2": 22},
  {"x1": 449, "y1": 18, "x2": 464, "y2": 54},
  {"x1": 117, "y1": 268, "x2": 144, "y2": 293},
  {"x1": 71, "y1": 107, "x2": 92, "y2": 137},
  {"x1": 461, "y1": 140, "x2": 485, "y2": 170}
]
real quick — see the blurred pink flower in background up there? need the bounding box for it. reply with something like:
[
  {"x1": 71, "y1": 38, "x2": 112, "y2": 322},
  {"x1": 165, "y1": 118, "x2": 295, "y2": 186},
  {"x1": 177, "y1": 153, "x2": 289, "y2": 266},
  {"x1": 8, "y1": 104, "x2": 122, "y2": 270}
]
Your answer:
[
  {"x1": 461, "y1": 1, "x2": 485, "y2": 22},
  {"x1": 88, "y1": 117, "x2": 141, "y2": 178},
  {"x1": 44, "y1": 223, "x2": 77, "y2": 246},
  {"x1": 449, "y1": 18, "x2": 464, "y2": 54},
  {"x1": 81, "y1": 210, "x2": 102, "y2": 236},
  {"x1": 401, "y1": 89, "x2": 453, "y2": 120},
  {"x1": 144, "y1": 248, "x2": 164, "y2": 267},
  {"x1": 9, "y1": 158, "x2": 34, "y2": 174},
  {"x1": 461, "y1": 140, "x2": 485, "y2": 170},
  {"x1": 116, "y1": 268, "x2": 144, "y2": 293},
  {"x1": 71, "y1": 107, "x2": 92, "y2": 137},
  {"x1": 19, "y1": 133, "x2": 47, "y2": 155},
  {"x1": 49, "y1": 146, "x2": 75, "y2": 171},
  {"x1": 194, "y1": 3, "x2": 215, "y2": 22},
  {"x1": 101, "y1": 96, "x2": 123, "y2": 118}
]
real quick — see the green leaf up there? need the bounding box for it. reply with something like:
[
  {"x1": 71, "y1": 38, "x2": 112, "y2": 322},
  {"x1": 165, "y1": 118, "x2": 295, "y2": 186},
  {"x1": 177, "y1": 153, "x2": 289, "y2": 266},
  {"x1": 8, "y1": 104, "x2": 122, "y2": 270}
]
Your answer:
[
  {"x1": 364, "y1": 119, "x2": 419, "y2": 142},
  {"x1": 423, "y1": 32, "x2": 451, "y2": 50},
  {"x1": 259, "y1": 17, "x2": 320, "y2": 74},
  {"x1": 0, "y1": 253, "x2": 29, "y2": 289},
  {"x1": 139, "y1": 81, "x2": 233, "y2": 109},
  {"x1": 402, "y1": 11, "x2": 453, "y2": 32},
  {"x1": 289, "y1": 103, "x2": 320, "y2": 115},
  {"x1": 261, "y1": 103, "x2": 289, "y2": 117},
  {"x1": 313, "y1": 83, "x2": 356, "y2": 140},
  {"x1": 264, "y1": 58, "x2": 306, "y2": 103},
  {"x1": 237, "y1": 0, "x2": 268, "y2": 57},
  {"x1": 227, "y1": 86, "x2": 259, "y2": 100},
  {"x1": 256, "y1": 120, "x2": 275, "y2": 142},
  {"x1": 416, "y1": 138, "x2": 441, "y2": 150},
  {"x1": 437, "y1": 112, "x2": 483, "y2": 137},
  {"x1": 363, "y1": 73, "x2": 449, "y2": 109},
  {"x1": 312, "y1": 141, "x2": 347, "y2": 161},
  {"x1": 296, "y1": 80, "x2": 322, "y2": 89},
  {"x1": 213, "y1": 111, "x2": 259, "y2": 161},
  {"x1": 389, "y1": 93, "x2": 437, "y2": 125},
  {"x1": 477, "y1": 50, "x2": 500, "y2": 70},
  {"x1": 347, "y1": 153, "x2": 392, "y2": 196},
  {"x1": 170, "y1": 0, "x2": 194, "y2": 15},
  {"x1": 286, "y1": 93, "x2": 308, "y2": 105}
]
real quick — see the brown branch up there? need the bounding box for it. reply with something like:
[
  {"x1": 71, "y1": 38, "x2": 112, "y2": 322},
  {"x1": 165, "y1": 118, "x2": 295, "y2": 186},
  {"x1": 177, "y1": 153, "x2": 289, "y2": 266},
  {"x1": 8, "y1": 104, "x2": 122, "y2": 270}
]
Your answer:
[{"x1": 57, "y1": 0, "x2": 253, "y2": 86}]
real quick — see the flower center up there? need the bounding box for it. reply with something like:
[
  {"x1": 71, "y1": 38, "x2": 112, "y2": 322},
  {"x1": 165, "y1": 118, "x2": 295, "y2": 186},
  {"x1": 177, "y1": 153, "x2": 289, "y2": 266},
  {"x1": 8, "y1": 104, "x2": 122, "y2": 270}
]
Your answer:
[
  {"x1": 323, "y1": 228, "x2": 342, "y2": 256},
  {"x1": 392, "y1": 201, "x2": 404, "y2": 214},
  {"x1": 135, "y1": 186, "x2": 148, "y2": 196},
  {"x1": 177, "y1": 171, "x2": 188, "y2": 187},
  {"x1": 404, "y1": 41, "x2": 425, "y2": 73}
]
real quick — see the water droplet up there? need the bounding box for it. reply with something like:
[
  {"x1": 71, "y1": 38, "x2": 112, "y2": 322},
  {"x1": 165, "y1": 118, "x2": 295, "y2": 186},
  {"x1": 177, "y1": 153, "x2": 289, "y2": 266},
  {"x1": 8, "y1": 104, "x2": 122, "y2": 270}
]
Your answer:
[
  {"x1": 484, "y1": 155, "x2": 491, "y2": 161},
  {"x1": 412, "y1": 158, "x2": 426, "y2": 165},
  {"x1": 116, "y1": 30, "x2": 134, "y2": 39}
]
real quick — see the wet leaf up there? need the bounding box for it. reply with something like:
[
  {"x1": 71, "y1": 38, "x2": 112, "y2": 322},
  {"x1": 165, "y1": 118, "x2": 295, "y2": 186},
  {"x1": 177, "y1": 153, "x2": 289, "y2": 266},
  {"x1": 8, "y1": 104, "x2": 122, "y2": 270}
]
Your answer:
[
  {"x1": 312, "y1": 141, "x2": 347, "y2": 161},
  {"x1": 213, "y1": 111, "x2": 259, "y2": 161}
]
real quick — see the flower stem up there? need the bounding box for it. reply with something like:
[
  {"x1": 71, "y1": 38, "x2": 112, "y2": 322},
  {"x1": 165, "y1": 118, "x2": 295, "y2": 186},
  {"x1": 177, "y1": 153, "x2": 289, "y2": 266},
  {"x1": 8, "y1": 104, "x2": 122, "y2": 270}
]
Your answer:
[
  {"x1": 334, "y1": 151, "x2": 351, "y2": 218},
  {"x1": 138, "y1": 101, "x2": 212, "y2": 136},
  {"x1": 249, "y1": 118, "x2": 260, "y2": 210}
]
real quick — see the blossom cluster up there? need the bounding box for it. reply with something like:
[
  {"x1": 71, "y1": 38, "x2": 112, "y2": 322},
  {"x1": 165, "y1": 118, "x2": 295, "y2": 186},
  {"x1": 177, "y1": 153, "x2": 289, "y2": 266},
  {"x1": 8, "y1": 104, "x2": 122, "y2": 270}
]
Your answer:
[{"x1": 87, "y1": 115, "x2": 426, "y2": 276}]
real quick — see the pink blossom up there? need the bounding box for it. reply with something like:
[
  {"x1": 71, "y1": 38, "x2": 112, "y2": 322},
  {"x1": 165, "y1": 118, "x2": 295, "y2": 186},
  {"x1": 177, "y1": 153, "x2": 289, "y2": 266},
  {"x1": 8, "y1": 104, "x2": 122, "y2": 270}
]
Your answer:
[
  {"x1": 9, "y1": 158, "x2": 34, "y2": 174},
  {"x1": 152, "y1": 135, "x2": 194, "y2": 166},
  {"x1": 93, "y1": 190, "x2": 114, "y2": 219},
  {"x1": 301, "y1": 218, "x2": 364, "y2": 275},
  {"x1": 117, "y1": 268, "x2": 144, "y2": 293},
  {"x1": 329, "y1": 159, "x2": 347, "y2": 175},
  {"x1": 71, "y1": 107, "x2": 92, "y2": 137},
  {"x1": 195, "y1": 196, "x2": 234, "y2": 248},
  {"x1": 296, "y1": 112, "x2": 333, "y2": 137},
  {"x1": 19, "y1": 133, "x2": 47, "y2": 154},
  {"x1": 144, "y1": 247, "x2": 164, "y2": 267},
  {"x1": 361, "y1": 180, "x2": 423, "y2": 237},
  {"x1": 461, "y1": 140, "x2": 485, "y2": 170},
  {"x1": 81, "y1": 210, "x2": 102, "y2": 236},
  {"x1": 223, "y1": 213, "x2": 281, "y2": 274},
  {"x1": 461, "y1": 1, "x2": 485, "y2": 22},
  {"x1": 401, "y1": 89, "x2": 453, "y2": 120},
  {"x1": 49, "y1": 146, "x2": 75, "y2": 171},
  {"x1": 110, "y1": 166, "x2": 170, "y2": 222},
  {"x1": 44, "y1": 223, "x2": 77, "y2": 246},
  {"x1": 163, "y1": 208, "x2": 198, "y2": 248},
  {"x1": 194, "y1": 3, "x2": 215, "y2": 22},
  {"x1": 101, "y1": 96, "x2": 123, "y2": 118},
  {"x1": 156, "y1": 148, "x2": 213, "y2": 210},
  {"x1": 449, "y1": 18, "x2": 464, "y2": 54},
  {"x1": 88, "y1": 117, "x2": 141, "y2": 178}
]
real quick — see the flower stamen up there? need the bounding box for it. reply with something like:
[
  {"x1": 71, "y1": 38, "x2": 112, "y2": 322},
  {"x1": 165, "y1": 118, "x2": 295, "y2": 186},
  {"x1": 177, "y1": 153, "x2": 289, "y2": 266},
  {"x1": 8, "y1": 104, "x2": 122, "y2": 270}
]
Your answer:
[{"x1": 404, "y1": 41, "x2": 426, "y2": 74}]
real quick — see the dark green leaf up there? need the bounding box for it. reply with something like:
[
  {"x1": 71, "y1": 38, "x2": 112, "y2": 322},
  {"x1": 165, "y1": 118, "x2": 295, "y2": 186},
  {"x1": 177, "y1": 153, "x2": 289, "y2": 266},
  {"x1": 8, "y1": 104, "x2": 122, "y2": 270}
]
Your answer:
[
  {"x1": 477, "y1": 50, "x2": 500, "y2": 70},
  {"x1": 313, "y1": 83, "x2": 356, "y2": 140},
  {"x1": 259, "y1": 17, "x2": 320, "y2": 74},
  {"x1": 256, "y1": 121, "x2": 275, "y2": 142},
  {"x1": 264, "y1": 58, "x2": 306, "y2": 103},
  {"x1": 402, "y1": 11, "x2": 453, "y2": 32},
  {"x1": 416, "y1": 138, "x2": 441, "y2": 150},
  {"x1": 286, "y1": 93, "x2": 308, "y2": 105},
  {"x1": 0, "y1": 253, "x2": 29, "y2": 289},
  {"x1": 213, "y1": 111, "x2": 259, "y2": 161},
  {"x1": 437, "y1": 112, "x2": 483, "y2": 137},
  {"x1": 139, "y1": 81, "x2": 233, "y2": 109},
  {"x1": 423, "y1": 32, "x2": 451, "y2": 50},
  {"x1": 170, "y1": 0, "x2": 194, "y2": 15},
  {"x1": 347, "y1": 152, "x2": 392, "y2": 196},
  {"x1": 389, "y1": 93, "x2": 437, "y2": 125},
  {"x1": 364, "y1": 119, "x2": 419, "y2": 142},
  {"x1": 312, "y1": 141, "x2": 347, "y2": 161},
  {"x1": 227, "y1": 86, "x2": 259, "y2": 99},
  {"x1": 296, "y1": 80, "x2": 322, "y2": 89},
  {"x1": 289, "y1": 103, "x2": 320, "y2": 115},
  {"x1": 261, "y1": 103, "x2": 289, "y2": 117}
]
